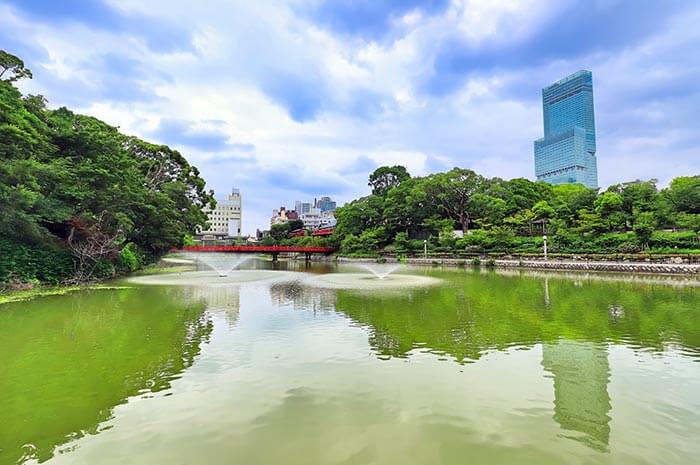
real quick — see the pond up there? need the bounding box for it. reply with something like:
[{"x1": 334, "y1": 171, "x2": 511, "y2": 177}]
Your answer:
[{"x1": 1, "y1": 260, "x2": 698, "y2": 465}]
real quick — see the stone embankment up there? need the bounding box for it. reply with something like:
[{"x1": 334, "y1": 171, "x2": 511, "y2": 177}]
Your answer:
[{"x1": 336, "y1": 257, "x2": 700, "y2": 275}]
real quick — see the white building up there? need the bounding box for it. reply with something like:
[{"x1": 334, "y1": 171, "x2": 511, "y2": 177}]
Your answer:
[
  {"x1": 198, "y1": 188, "x2": 242, "y2": 238},
  {"x1": 300, "y1": 208, "x2": 336, "y2": 230}
]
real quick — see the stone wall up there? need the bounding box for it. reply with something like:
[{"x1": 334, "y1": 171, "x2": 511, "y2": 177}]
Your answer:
[{"x1": 337, "y1": 257, "x2": 700, "y2": 275}]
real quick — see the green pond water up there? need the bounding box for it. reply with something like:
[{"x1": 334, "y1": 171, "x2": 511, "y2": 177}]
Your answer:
[{"x1": 1, "y1": 260, "x2": 699, "y2": 465}]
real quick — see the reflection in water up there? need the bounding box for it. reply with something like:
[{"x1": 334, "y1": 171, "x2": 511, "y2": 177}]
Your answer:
[
  {"x1": 183, "y1": 286, "x2": 241, "y2": 327},
  {"x1": 0, "y1": 287, "x2": 212, "y2": 465},
  {"x1": 542, "y1": 341, "x2": 611, "y2": 451},
  {"x1": 269, "y1": 281, "x2": 337, "y2": 313},
  {"x1": 1, "y1": 263, "x2": 698, "y2": 465},
  {"x1": 334, "y1": 269, "x2": 698, "y2": 451}
]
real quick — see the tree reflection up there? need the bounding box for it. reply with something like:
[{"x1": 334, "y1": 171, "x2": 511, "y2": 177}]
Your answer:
[
  {"x1": 0, "y1": 287, "x2": 212, "y2": 465},
  {"x1": 334, "y1": 270, "x2": 698, "y2": 451}
]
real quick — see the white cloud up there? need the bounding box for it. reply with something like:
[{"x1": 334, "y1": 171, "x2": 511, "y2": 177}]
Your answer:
[{"x1": 3, "y1": 0, "x2": 698, "y2": 232}]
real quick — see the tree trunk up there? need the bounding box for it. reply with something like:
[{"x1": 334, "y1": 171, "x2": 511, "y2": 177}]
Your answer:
[{"x1": 460, "y1": 213, "x2": 469, "y2": 233}]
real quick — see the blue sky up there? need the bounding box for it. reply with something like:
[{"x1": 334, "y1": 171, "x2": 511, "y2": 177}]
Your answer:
[{"x1": 2, "y1": 0, "x2": 698, "y2": 232}]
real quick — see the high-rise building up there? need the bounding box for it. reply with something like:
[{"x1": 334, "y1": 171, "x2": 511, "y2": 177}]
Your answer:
[
  {"x1": 534, "y1": 70, "x2": 598, "y2": 189},
  {"x1": 315, "y1": 196, "x2": 337, "y2": 212},
  {"x1": 198, "y1": 188, "x2": 242, "y2": 238}
]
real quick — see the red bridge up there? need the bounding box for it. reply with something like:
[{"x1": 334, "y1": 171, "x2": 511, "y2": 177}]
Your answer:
[{"x1": 175, "y1": 245, "x2": 335, "y2": 261}]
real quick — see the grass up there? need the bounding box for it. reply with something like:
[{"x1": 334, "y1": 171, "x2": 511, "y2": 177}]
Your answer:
[
  {"x1": 132, "y1": 264, "x2": 196, "y2": 276},
  {"x1": 0, "y1": 284, "x2": 130, "y2": 305}
]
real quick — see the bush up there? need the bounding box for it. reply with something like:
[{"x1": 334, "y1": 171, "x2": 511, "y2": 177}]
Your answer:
[
  {"x1": 471, "y1": 257, "x2": 481, "y2": 266},
  {"x1": 118, "y1": 243, "x2": 142, "y2": 272},
  {"x1": 617, "y1": 242, "x2": 641, "y2": 254},
  {"x1": 0, "y1": 239, "x2": 74, "y2": 286},
  {"x1": 393, "y1": 232, "x2": 410, "y2": 252}
]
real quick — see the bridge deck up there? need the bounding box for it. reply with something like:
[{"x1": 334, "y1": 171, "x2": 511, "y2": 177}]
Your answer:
[{"x1": 177, "y1": 245, "x2": 335, "y2": 254}]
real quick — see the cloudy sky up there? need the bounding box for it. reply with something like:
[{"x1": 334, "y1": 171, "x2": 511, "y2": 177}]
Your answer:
[{"x1": 2, "y1": 0, "x2": 699, "y2": 232}]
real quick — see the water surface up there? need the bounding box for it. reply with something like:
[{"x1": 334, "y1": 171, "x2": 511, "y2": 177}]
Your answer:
[{"x1": 1, "y1": 261, "x2": 698, "y2": 465}]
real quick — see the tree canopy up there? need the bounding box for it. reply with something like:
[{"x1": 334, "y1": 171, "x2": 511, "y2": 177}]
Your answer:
[
  {"x1": 0, "y1": 51, "x2": 213, "y2": 284},
  {"x1": 332, "y1": 165, "x2": 700, "y2": 255}
]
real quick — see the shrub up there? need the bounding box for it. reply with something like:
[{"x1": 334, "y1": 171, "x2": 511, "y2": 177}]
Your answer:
[
  {"x1": 118, "y1": 243, "x2": 142, "y2": 272},
  {"x1": 471, "y1": 257, "x2": 481, "y2": 266},
  {"x1": 0, "y1": 239, "x2": 74, "y2": 286},
  {"x1": 617, "y1": 242, "x2": 641, "y2": 254},
  {"x1": 393, "y1": 232, "x2": 410, "y2": 252}
]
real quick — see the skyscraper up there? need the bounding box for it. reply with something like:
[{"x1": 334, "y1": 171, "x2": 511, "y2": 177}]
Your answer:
[
  {"x1": 315, "y1": 196, "x2": 337, "y2": 212},
  {"x1": 534, "y1": 70, "x2": 598, "y2": 188}
]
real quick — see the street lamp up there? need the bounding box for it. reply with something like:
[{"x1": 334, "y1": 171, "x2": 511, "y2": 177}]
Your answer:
[
  {"x1": 423, "y1": 239, "x2": 428, "y2": 259},
  {"x1": 543, "y1": 234, "x2": 548, "y2": 260}
]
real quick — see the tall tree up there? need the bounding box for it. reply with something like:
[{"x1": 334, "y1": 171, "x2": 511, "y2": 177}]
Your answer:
[
  {"x1": 424, "y1": 168, "x2": 484, "y2": 233},
  {"x1": 368, "y1": 165, "x2": 410, "y2": 196},
  {"x1": 0, "y1": 50, "x2": 33, "y2": 82}
]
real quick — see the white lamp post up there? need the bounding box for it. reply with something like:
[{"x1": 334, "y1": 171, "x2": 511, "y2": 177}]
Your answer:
[
  {"x1": 543, "y1": 234, "x2": 548, "y2": 260},
  {"x1": 423, "y1": 239, "x2": 428, "y2": 259}
]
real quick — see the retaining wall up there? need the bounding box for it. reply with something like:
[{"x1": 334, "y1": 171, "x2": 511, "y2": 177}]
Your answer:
[{"x1": 337, "y1": 257, "x2": 700, "y2": 275}]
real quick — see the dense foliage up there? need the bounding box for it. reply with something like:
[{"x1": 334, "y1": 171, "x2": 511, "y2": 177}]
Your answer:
[
  {"x1": 0, "y1": 51, "x2": 214, "y2": 285},
  {"x1": 333, "y1": 166, "x2": 700, "y2": 255}
]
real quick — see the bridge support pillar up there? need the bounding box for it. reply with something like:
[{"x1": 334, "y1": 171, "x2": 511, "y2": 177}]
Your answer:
[
  {"x1": 271, "y1": 252, "x2": 279, "y2": 262},
  {"x1": 305, "y1": 252, "x2": 311, "y2": 262}
]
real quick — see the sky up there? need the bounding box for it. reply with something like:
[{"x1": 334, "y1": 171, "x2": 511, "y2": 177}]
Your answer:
[{"x1": 2, "y1": 0, "x2": 699, "y2": 233}]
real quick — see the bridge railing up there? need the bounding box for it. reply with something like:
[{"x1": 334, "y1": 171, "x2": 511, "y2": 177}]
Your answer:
[{"x1": 176, "y1": 245, "x2": 335, "y2": 253}]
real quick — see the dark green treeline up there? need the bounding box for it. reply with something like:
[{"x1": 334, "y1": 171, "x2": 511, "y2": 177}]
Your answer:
[{"x1": 0, "y1": 51, "x2": 214, "y2": 285}]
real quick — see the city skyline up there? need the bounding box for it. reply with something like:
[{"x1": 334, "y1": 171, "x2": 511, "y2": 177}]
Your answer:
[{"x1": 2, "y1": 1, "x2": 698, "y2": 232}]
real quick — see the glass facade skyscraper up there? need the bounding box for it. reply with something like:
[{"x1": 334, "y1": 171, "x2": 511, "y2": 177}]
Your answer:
[{"x1": 534, "y1": 70, "x2": 598, "y2": 188}]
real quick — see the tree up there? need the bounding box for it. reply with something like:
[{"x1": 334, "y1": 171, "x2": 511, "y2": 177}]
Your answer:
[
  {"x1": 470, "y1": 193, "x2": 507, "y2": 229},
  {"x1": 1, "y1": 53, "x2": 214, "y2": 284},
  {"x1": 424, "y1": 168, "x2": 484, "y2": 233},
  {"x1": 594, "y1": 192, "x2": 624, "y2": 231},
  {"x1": 550, "y1": 183, "x2": 597, "y2": 227},
  {"x1": 269, "y1": 223, "x2": 289, "y2": 241},
  {"x1": 287, "y1": 219, "x2": 304, "y2": 231},
  {"x1": 493, "y1": 177, "x2": 552, "y2": 216},
  {"x1": 633, "y1": 211, "x2": 657, "y2": 249},
  {"x1": 664, "y1": 176, "x2": 700, "y2": 214},
  {"x1": 532, "y1": 200, "x2": 555, "y2": 234},
  {"x1": 368, "y1": 165, "x2": 410, "y2": 196},
  {"x1": 0, "y1": 50, "x2": 33, "y2": 82},
  {"x1": 617, "y1": 181, "x2": 658, "y2": 225},
  {"x1": 393, "y1": 232, "x2": 410, "y2": 252},
  {"x1": 334, "y1": 195, "x2": 384, "y2": 238}
]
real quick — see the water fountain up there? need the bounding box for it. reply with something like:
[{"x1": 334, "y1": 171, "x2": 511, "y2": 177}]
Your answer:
[
  {"x1": 300, "y1": 263, "x2": 441, "y2": 290},
  {"x1": 129, "y1": 252, "x2": 296, "y2": 286},
  {"x1": 184, "y1": 252, "x2": 251, "y2": 277},
  {"x1": 359, "y1": 263, "x2": 402, "y2": 280}
]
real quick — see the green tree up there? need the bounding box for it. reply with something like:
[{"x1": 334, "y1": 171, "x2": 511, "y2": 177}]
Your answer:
[
  {"x1": 664, "y1": 176, "x2": 700, "y2": 214},
  {"x1": 424, "y1": 168, "x2": 484, "y2": 233},
  {"x1": 532, "y1": 200, "x2": 555, "y2": 234},
  {"x1": 0, "y1": 50, "x2": 33, "y2": 82},
  {"x1": 368, "y1": 165, "x2": 410, "y2": 196},
  {"x1": 594, "y1": 192, "x2": 625, "y2": 231},
  {"x1": 470, "y1": 193, "x2": 507, "y2": 229},
  {"x1": 269, "y1": 223, "x2": 290, "y2": 241},
  {"x1": 0, "y1": 53, "x2": 214, "y2": 283},
  {"x1": 393, "y1": 232, "x2": 410, "y2": 252},
  {"x1": 287, "y1": 219, "x2": 304, "y2": 231},
  {"x1": 633, "y1": 211, "x2": 657, "y2": 249}
]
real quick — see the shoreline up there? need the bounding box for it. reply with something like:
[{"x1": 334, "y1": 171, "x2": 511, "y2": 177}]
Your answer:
[
  {"x1": 0, "y1": 284, "x2": 131, "y2": 305},
  {"x1": 335, "y1": 256, "x2": 700, "y2": 276}
]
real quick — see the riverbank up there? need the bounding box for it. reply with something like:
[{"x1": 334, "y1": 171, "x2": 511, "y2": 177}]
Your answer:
[
  {"x1": 336, "y1": 256, "x2": 700, "y2": 275},
  {"x1": 0, "y1": 284, "x2": 130, "y2": 305}
]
